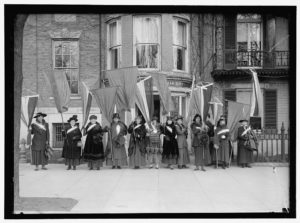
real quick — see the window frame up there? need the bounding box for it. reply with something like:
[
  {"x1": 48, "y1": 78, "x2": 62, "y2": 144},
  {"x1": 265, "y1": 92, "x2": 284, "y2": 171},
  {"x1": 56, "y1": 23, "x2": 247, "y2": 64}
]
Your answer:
[
  {"x1": 133, "y1": 15, "x2": 161, "y2": 71},
  {"x1": 107, "y1": 18, "x2": 122, "y2": 70},
  {"x1": 52, "y1": 39, "x2": 80, "y2": 95},
  {"x1": 172, "y1": 16, "x2": 189, "y2": 72},
  {"x1": 52, "y1": 123, "x2": 64, "y2": 148}
]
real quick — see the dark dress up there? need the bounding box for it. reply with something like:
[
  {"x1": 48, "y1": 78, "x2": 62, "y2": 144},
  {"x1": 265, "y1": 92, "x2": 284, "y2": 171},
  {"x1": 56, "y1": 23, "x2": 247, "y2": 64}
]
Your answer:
[
  {"x1": 213, "y1": 126, "x2": 231, "y2": 165},
  {"x1": 161, "y1": 123, "x2": 179, "y2": 165},
  {"x1": 128, "y1": 122, "x2": 147, "y2": 167},
  {"x1": 175, "y1": 124, "x2": 190, "y2": 165},
  {"x1": 83, "y1": 122, "x2": 108, "y2": 168},
  {"x1": 237, "y1": 126, "x2": 253, "y2": 165},
  {"x1": 62, "y1": 124, "x2": 82, "y2": 166},
  {"x1": 31, "y1": 121, "x2": 49, "y2": 166},
  {"x1": 105, "y1": 121, "x2": 128, "y2": 166},
  {"x1": 191, "y1": 122, "x2": 211, "y2": 167},
  {"x1": 206, "y1": 121, "x2": 215, "y2": 163}
]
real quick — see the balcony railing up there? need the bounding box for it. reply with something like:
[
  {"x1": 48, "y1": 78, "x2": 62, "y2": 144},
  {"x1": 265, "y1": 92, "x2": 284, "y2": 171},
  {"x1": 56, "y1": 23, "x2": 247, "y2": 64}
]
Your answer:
[{"x1": 222, "y1": 50, "x2": 289, "y2": 69}]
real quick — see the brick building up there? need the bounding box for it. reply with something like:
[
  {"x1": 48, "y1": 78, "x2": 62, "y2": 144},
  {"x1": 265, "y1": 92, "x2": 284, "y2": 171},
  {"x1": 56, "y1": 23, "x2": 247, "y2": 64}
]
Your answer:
[{"x1": 20, "y1": 13, "x2": 290, "y2": 156}]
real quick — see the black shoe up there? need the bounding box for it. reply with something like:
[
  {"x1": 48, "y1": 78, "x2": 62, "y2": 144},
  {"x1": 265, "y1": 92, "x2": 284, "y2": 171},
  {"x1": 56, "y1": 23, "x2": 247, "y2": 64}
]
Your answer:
[
  {"x1": 97, "y1": 167, "x2": 100, "y2": 170},
  {"x1": 183, "y1": 165, "x2": 188, "y2": 168},
  {"x1": 73, "y1": 166, "x2": 76, "y2": 170},
  {"x1": 178, "y1": 165, "x2": 182, "y2": 169},
  {"x1": 246, "y1": 164, "x2": 252, "y2": 168},
  {"x1": 112, "y1": 166, "x2": 116, "y2": 169},
  {"x1": 67, "y1": 166, "x2": 71, "y2": 170},
  {"x1": 201, "y1": 167, "x2": 206, "y2": 172},
  {"x1": 242, "y1": 164, "x2": 245, "y2": 168},
  {"x1": 89, "y1": 167, "x2": 93, "y2": 170},
  {"x1": 117, "y1": 166, "x2": 121, "y2": 169}
]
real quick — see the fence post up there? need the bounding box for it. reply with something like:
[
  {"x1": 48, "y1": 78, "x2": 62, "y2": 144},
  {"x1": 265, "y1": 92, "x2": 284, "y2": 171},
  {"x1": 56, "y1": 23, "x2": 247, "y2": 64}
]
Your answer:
[{"x1": 281, "y1": 122, "x2": 286, "y2": 162}]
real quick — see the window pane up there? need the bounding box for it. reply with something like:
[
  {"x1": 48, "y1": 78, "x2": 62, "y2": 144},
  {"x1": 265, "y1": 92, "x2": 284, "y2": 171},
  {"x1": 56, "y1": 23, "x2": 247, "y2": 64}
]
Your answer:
[
  {"x1": 134, "y1": 17, "x2": 159, "y2": 43},
  {"x1": 136, "y1": 44, "x2": 158, "y2": 69},
  {"x1": 237, "y1": 23, "x2": 248, "y2": 50},
  {"x1": 109, "y1": 22, "x2": 117, "y2": 47},
  {"x1": 174, "y1": 21, "x2": 186, "y2": 46},
  {"x1": 55, "y1": 55, "x2": 62, "y2": 67},
  {"x1": 70, "y1": 81, "x2": 78, "y2": 94},
  {"x1": 249, "y1": 23, "x2": 261, "y2": 50},
  {"x1": 110, "y1": 48, "x2": 119, "y2": 69},
  {"x1": 173, "y1": 47, "x2": 185, "y2": 70},
  {"x1": 54, "y1": 42, "x2": 62, "y2": 55},
  {"x1": 62, "y1": 42, "x2": 70, "y2": 54},
  {"x1": 62, "y1": 55, "x2": 70, "y2": 67}
]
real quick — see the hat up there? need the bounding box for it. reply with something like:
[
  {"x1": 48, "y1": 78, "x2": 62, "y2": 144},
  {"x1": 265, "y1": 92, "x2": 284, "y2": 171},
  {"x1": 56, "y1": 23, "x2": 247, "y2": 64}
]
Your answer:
[
  {"x1": 176, "y1": 115, "x2": 184, "y2": 121},
  {"x1": 193, "y1": 114, "x2": 202, "y2": 122},
  {"x1": 152, "y1": 116, "x2": 159, "y2": 121},
  {"x1": 166, "y1": 116, "x2": 173, "y2": 121},
  {"x1": 34, "y1": 112, "x2": 47, "y2": 118},
  {"x1": 89, "y1": 115, "x2": 97, "y2": 120},
  {"x1": 112, "y1": 113, "x2": 120, "y2": 119},
  {"x1": 67, "y1": 115, "x2": 78, "y2": 123},
  {"x1": 239, "y1": 119, "x2": 249, "y2": 123}
]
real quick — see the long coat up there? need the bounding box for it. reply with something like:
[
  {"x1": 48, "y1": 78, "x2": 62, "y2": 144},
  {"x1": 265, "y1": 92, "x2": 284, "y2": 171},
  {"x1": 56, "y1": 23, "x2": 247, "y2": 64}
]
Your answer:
[
  {"x1": 175, "y1": 124, "x2": 188, "y2": 149},
  {"x1": 161, "y1": 123, "x2": 179, "y2": 159},
  {"x1": 62, "y1": 124, "x2": 82, "y2": 160},
  {"x1": 128, "y1": 122, "x2": 147, "y2": 156},
  {"x1": 31, "y1": 121, "x2": 49, "y2": 152},
  {"x1": 213, "y1": 126, "x2": 231, "y2": 164},
  {"x1": 237, "y1": 126, "x2": 253, "y2": 164},
  {"x1": 83, "y1": 122, "x2": 108, "y2": 161}
]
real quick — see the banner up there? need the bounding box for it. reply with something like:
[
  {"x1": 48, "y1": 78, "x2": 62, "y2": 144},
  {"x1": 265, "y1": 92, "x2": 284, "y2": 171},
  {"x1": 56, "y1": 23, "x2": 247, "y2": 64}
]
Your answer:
[
  {"x1": 21, "y1": 95, "x2": 39, "y2": 145},
  {"x1": 106, "y1": 67, "x2": 138, "y2": 112},
  {"x1": 80, "y1": 81, "x2": 92, "y2": 129},
  {"x1": 136, "y1": 77, "x2": 152, "y2": 122},
  {"x1": 42, "y1": 70, "x2": 71, "y2": 113},
  {"x1": 249, "y1": 69, "x2": 264, "y2": 117}
]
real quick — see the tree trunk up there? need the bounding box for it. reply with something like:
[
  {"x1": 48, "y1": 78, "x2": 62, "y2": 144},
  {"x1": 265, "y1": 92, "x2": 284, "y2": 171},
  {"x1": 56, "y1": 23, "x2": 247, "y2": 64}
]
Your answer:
[{"x1": 14, "y1": 14, "x2": 28, "y2": 209}]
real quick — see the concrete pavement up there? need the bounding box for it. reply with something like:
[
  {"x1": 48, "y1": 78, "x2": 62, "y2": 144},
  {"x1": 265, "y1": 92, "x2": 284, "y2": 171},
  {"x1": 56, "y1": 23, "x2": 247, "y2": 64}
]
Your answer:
[{"x1": 18, "y1": 163, "x2": 289, "y2": 213}]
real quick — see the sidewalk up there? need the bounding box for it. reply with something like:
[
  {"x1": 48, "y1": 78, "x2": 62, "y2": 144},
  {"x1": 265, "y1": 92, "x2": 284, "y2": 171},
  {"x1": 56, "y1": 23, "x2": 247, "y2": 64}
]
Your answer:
[{"x1": 18, "y1": 163, "x2": 289, "y2": 213}]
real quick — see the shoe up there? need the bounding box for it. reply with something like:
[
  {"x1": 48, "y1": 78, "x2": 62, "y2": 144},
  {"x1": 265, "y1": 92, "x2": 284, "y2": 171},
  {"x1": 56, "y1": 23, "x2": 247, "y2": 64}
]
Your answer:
[
  {"x1": 183, "y1": 165, "x2": 188, "y2": 168},
  {"x1": 117, "y1": 166, "x2": 121, "y2": 169},
  {"x1": 97, "y1": 167, "x2": 100, "y2": 170},
  {"x1": 41, "y1": 166, "x2": 47, "y2": 170},
  {"x1": 194, "y1": 167, "x2": 200, "y2": 171},
  {"x1": 73, "y1": 166, "x2": 76, "y2": 170},
  {"x1": 242, "y1": 164, "x2": 245, "y2": 168},
  {"x1": 178, "y1": 165, "x2": 182, "y2": 169},
  {"x1": 67, "y1": 166, "x2": 71, "y2": 170},
  {"x1": 222, "y1": 164, "x2": 226, "y2": 169},
  {"x1": 155, "y1": 165, "x2": 159, "y2": 169},
  {"x1": 201, "y1": 167, "x2": 206, "y2": 172},
  {"x1": 170, "y1": 166, "x2": 174, "y2": 170},
  {"x1": 89, "y1": 167, "x2": 93, "y2": 170},
  {"x1": 112, "y1": 166, "x2": 116, "y2": 169},
  {"x1": 34, "y1": 168, "x2": 39, "y2": 171},
  {"x1": 246, "y1": 164, "x2": 252, "y2": 168},
  {"x1": 149, "y1": 165, "x2": 153, "y2": 169}
]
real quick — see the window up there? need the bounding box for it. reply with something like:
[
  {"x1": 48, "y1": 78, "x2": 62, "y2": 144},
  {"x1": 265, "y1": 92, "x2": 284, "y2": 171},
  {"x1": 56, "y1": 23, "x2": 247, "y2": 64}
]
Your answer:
[
  {"x1": 237, "y1": 14, "x2": 262, "y2": 67},
  {"x1": 133, "y1": 16, "x2": 161, "y2": 69},
  {"x1": 53, "y1": 40, "x2": 79, "y2": 94},
  {"x1": 173, "y1": 18, "x2": 188, "y2": 71},
  {"x1": 107, "y1": 19, "x2": 121, "y2": 69},
  {"x1": 52, "y1": 123, "x2": 64, "y2": 148},
  {"x1": 264, "y1": 90, "x2": 277, "y2": 128}
]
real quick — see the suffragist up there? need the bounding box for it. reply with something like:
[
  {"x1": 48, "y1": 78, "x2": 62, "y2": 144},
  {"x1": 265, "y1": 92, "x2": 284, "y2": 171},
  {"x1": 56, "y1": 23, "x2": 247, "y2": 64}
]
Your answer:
[
  {"x1": 62, "y1": 115, "x2": 82, "y2": 170},
  {"x1": 105, "y1": 113, "x2": 128, "y2": 169},
  {"x1": 146, "y1": 116, "x2": 163, "y2": 169},
  {"x1": 128, "y1": 115, "x2": 147, "y2": 169},
  {"x1": 161, "y1": 116, "x2": 179, "y2": 170},
  {"x1": 30, "y1": 112, "x2": 50, "y2": 171},
  {"x1": 175, "y1": 115, "x2": 190, "y2": 169},
  {"x1": 82, "y1": 115, "x2": 109, "y2": 170},
  {"x1": 191, "y1": 114, "x2": 211, "y2": 171},
  {"x1": 213, "y1": 117, "x2": 231, "y2": 169}
]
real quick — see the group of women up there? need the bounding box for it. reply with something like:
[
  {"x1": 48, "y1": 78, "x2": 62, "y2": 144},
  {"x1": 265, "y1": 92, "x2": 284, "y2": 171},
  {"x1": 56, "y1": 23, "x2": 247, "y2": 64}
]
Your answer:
[{"x1": 29, "y1": 112, "x2": 257, "y2": 171}]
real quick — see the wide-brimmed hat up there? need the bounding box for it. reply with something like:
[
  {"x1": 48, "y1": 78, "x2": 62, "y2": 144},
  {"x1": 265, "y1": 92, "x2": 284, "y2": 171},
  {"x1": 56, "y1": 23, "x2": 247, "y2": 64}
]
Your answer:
[
  {"x1": 89, "y1": 115, "x2": 97, "y2": 120},
  {"x1": 112, "y1": 113, "x2": 120, "y2": 119},
  {"x1": 176, "y1": 115, "x2": 184, "y2": 121},
  {"x1": 34, "y1": 112, "x2": 47, "y2": 118},
  {"x1": 67, "y1": 115, "x2": 78, "y2": 123},
  {"x1": 239, "y1": 119, "x2": 249, "y2": 123}
]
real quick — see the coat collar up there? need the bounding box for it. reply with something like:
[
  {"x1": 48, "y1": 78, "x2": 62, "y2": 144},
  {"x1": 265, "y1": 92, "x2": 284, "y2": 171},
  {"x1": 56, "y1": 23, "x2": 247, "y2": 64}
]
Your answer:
[
  {"x1": 67, "y1": 125, "x2": 78, "y2": 134},
  {"x1": 33, "y1": 122, "x2": 46, "y2": 131},
  {"x1": 87, "y1": 123, "x2": 97, "y2": 132}
]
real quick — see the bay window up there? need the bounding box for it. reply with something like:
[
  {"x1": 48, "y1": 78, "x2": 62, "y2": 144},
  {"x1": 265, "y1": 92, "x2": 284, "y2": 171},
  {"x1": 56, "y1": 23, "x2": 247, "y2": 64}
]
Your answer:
[
  {"x1": 107, "y1": 19, "x2": 122, "y2": 69},
  {"x1": 133, "y1": 16, "x2": 161, "y2": 69},
  {"x1": 173, "y1": 18, "x2": 188, "y2": 71}
]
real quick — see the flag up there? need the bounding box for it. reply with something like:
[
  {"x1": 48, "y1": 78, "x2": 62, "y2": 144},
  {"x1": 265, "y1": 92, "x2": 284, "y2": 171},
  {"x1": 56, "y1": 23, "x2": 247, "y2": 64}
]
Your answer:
[
  {"x1": 148, "y1": 72, "x2": 174, "y2": 115},
  {"x1": 21, "y1": 95, "x2": 39, "y2": 145},
  {"x1": 80, "y1": 81, "x2": 92, "y2": 129},
  {"x1": 227, "y1": 100, "x2": 250, "y2": 141},
  {"x1": 208, "y1": 97, "x2": 224, "y2": 124},
  {"x1": 106, "y1": 67, "x2": 138, "y2": 112},
  {"x1": 145, "y1": 77, "x2": 154, "y2": 119},
  {"x1": 136, "y1": 77, "x2": 152, "y2": 122},
  {"x1": 42, "y1": 70, "x2": 71, "y2": 113},
  {"x1": 91, "y1": 87, "x2": 118, "y2": 126},
  {"x1": 249, "y1": 69, "x2": 264, "y2": 117}
]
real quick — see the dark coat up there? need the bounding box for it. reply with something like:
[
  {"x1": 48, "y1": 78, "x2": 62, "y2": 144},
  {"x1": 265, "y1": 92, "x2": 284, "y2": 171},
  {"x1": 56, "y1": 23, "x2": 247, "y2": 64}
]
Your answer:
[
  {"x1": 31, "y1": 121, "x2": 50, "y2": 151},
  {"x1": 190, "y1": 122, "x2": 209, "y2": 147},
  {"x1": 175, "y1": 124, "x2": 188, "y2": 149},
  {"x1": 213, "y1": 125, "x2": 231, "y2": 163},
  {"x1": 237, "y1": 126, "x2": 253, "y2": 164},
  {"x1": 161, "y1": 123, "x2": 179, "y2": 159},
  {"x1": 62, "y1": 124, "x2": 82, "y2": 160},
  {"x1": 128, "y1": 122, "x2": 147, "y2": 156},
  {"x1": 83, "y1": 122, "x2": 108, "y2": 161}
]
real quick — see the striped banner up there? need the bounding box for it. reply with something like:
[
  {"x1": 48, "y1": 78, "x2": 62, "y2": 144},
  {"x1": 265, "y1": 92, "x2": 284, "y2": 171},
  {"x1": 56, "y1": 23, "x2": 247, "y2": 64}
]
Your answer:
[
  {"x1": 249, "y1": 69, "x2": 264, "y2": 117},
  {"x1": 80, "y1": 81, "x2": 92, "y2": 129}
]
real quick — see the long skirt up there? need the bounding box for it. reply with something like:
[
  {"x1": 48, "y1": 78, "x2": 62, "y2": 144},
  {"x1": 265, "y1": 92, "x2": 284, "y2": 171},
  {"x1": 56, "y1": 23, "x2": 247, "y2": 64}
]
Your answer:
[
  {"x1": 106, "y1": 146, "x2": 128, "y2": 166},
  {"x1": 147, "y1": 146, "x2": 162, "y2": 166},
  {"x1": 212, "y1": 142, "x2": 230, "y2": 164},
  {"x1": 178, "y1": 147, "x2": 190, "y2": 165},
  {"x1": 162, "y1": 156, "x2": 177, "y2": 165},
  {"x1": 65, "y1": 158, "x2": 80, "y2": 166},
  {"x1": 87, "y1": 160, "x2": 103, "y2": 168},
  {"x1": 129, "y1": 148, "x2": 146, "y2": 167},
  {"x1": 238, "y1": 147, "x2": 253, "y2": 165},
  {"x1": 31, "y1": 150, "x2": 48, "y2": 166},
  {"x1": 194, "y1": 145, "x2": 211, "y2": 167}
]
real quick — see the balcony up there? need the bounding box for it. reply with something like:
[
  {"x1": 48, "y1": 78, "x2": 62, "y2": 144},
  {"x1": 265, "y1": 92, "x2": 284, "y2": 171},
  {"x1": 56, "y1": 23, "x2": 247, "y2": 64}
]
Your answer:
[{"x1": 222, "y1": 50, "x2": 289, "y2": 69}]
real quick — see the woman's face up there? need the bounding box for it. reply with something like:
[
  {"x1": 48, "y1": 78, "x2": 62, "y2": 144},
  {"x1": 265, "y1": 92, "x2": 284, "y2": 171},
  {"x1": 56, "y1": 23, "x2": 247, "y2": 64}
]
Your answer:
[
  {"x1": 167, "y1": 120, "x2": 172, "y2": 125},
  {"x1": 152, "y1": 120, "x2": 157, "y2": 125},
  {"x1": 113, "y1": 118, "x2": 119, "y2": 123},
  {"x1": 195, "y1": 117, "x2": 201, "y2": 123},
  {"x1": 177, "y1": 119, "x2": 183, "y2": 125},
  {"x1": 220, "y1": 120, "x2": 225, "y2": 126},
  {"x1": 136, "y1": 117, "x2": 141, "y2": 124},
  {"x1": 37, "y1": 116, "x2": 43, "y2": 122},
  {"x1": 242, "y1": 121, "x2": 248, "y2": 126},
  {"x1": 70, "y1": 120, "x2": 76, "y2": 126},
  {"x1": 90, "y1": 119, "x2": 96, "y2": 124}
]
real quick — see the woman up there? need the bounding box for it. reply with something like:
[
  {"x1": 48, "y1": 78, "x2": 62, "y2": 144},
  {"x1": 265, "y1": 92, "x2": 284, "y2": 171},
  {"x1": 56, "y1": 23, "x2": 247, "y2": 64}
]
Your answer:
[
  {"x1": 30, "y1": 112, "x2": 49, "y2": 171},
  {"x1": 62, "y1": 115, "x2": 82, "y2": 170},
  {"x1": 237, "y1": 119, "x2": 257, "y2": 168},
  {"x1": 191, "y1": 114, "x2": 211, "y2": 171},
  {"x1": 146, "y1": 116, "x2": 163, "y2": 169},
  {"x1": 128, "y1": 115, "x2": 147, "y2": 169},
  {"x1": 82, "y1": 115, "x2": 108, "y2": 170},
  {"x1": 213, "y1": 117, "x2": 231, "y2": 169},
  {"x1": 175, "y1": 115, "x2": 190, "y2": 169},
  {"x1": 105, "y1": 113, "x2": 128, "y2": 169},
  {"x1": 161, "y1": 116, "x2": 179, "y2": 169}
]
